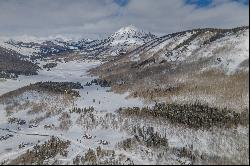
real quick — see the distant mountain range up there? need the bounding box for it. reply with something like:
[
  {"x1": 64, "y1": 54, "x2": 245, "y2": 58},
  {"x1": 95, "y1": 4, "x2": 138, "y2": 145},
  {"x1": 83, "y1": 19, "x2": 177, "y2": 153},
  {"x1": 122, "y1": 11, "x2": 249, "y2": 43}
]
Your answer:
[
  {"x1": 0, "y1": 25, "x2": 249, "y2": 74},
  {"x1": 0, "y1": 25, "x2": 156, "y2": 59}
]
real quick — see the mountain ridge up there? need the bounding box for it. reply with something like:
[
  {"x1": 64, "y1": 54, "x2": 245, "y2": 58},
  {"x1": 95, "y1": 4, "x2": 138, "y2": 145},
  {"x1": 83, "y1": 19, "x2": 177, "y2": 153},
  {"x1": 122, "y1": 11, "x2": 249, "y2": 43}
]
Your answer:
[
  {"x1": 0, "y1": 25, "x2": 156, "y2": 59},
  {"x1": 0, "y1": 25, "x2": 249, "y2": 74}
]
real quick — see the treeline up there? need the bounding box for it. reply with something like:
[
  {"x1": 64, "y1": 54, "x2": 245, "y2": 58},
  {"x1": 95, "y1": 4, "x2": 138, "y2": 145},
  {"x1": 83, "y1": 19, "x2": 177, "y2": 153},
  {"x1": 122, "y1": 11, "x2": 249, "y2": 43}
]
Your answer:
[
  {"x1": 0, "y1": 81, "x2": 83, "y2": 101},
  {"x1": 9, "y1": 137, "x2": 70, "y2": 165},
  {"x1": 32, "y1": 81, "x2": 83, "y2": 97},
  {"x1": 73, "y1": 146, "x2": 134, "y2": 165},
  {"x1": 69, "y1": 106, "x2": 95, "y2": 114},
  {"x1": 0, "y1": 46, "x2": 40, "y2": 79},
  {"x1": 43, "y1": 63, "x2": 57, "y2": 70},
  {"x1": 118, "y1": 102, "x2": 249, "y2": 129},
  {"x1": 85, "y1": 78, "x2": 111, "y2": 87}
]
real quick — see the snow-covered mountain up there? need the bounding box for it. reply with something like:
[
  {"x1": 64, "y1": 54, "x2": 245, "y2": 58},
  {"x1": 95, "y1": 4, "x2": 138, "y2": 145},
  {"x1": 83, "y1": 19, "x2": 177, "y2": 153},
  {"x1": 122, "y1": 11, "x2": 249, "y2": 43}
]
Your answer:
[
  {"x1": 75, "y1": 25, "x2": 156, "y2": 58},
  {"x1": 0, "y1": 25, "x2": 248, "y2": 73},
  {"x1": 109, "y1": 25, "x2": 156, "y2": 46},
  {"x1": 106, "y1": 26, "x2": 249, "y2": 74},
  {"x1": 0, "y1": 39, "x2": 75, "y2": 58},
  {"x1": 0, "y1": 25, "x2": 156, "y2": 59},
  {"x1": 89, "y1": 26, "x2": 249, "y2": 113}
]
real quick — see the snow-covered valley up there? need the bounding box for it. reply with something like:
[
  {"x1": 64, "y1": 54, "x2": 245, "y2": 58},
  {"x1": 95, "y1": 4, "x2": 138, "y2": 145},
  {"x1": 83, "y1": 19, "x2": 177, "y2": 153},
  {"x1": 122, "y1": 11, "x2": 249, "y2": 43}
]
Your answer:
[
  {"x1": 0, "y1": 59, "x2": 248, "y2": 165},
  {"x1": 0, "y1": 60, "x2": 152, "y2": 164},
  {"x1": 0, "y1": 0, "x2": 249, "y2": 163},
  {"x1": 0, "y1": 25, "x2": 249, "y2": 165}
]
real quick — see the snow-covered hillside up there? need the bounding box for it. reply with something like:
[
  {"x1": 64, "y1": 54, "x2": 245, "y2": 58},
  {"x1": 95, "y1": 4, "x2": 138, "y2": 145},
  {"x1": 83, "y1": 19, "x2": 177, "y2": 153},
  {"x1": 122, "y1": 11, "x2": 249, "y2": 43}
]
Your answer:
[
  {"x1": 0, "y1": 39, "x2": 40, "y2": 57},
  {"x1": 0, "y1": 39, "x2": 76, "y2": 58},
  {"x1": 126, "y1": 26, "x2": 249, "y2": 73},
  {"x1": 89, "y1": 26, "x2": 249, "y2": 112},
  {"x1": 0, "y1": 60, "x2": 248, "y2": 165}
]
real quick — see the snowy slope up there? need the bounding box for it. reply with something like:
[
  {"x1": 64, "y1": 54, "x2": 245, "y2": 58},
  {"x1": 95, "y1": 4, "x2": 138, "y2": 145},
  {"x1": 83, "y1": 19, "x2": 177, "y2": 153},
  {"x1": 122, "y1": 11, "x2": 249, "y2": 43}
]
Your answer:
[
  {"x1": 0, "y1": 38, "x2": 74, "y2": 58},
  {"x1": 126, "y1": 26, "x2": 249, "y2": 73},
  {"x1": 0, "y1": 39, "x2": 40, "y2": 57}
]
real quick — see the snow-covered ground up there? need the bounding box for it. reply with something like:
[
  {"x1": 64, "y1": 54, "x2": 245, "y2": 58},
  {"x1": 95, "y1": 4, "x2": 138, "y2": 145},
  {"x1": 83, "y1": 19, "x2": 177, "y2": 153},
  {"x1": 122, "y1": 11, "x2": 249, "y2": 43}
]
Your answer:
[
  {"x1": 0, "y1": 60, "x2": 248, "y2": 165},
  {"x1": 128, "y1": 28, "x2": 249, "y2": 74},
  {"x1": 0, "y1": 60, "x2": 146, "y2": 109},
  {"x1": 0, "y1": 60, "x2": 154, "y2": 164}
]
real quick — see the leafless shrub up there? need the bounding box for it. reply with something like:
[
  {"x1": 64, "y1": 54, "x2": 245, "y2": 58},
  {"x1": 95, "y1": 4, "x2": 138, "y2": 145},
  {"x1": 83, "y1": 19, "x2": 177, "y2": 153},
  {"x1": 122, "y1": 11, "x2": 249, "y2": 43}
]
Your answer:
[{"x1": 58, "y1": 112, "x2": 72, "y2": 130}]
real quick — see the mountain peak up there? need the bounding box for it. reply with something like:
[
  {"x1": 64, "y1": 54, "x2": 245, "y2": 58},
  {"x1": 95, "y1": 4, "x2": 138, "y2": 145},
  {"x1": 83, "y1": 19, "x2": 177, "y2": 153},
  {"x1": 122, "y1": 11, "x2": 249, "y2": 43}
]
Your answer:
[
  {"x1": 110, "y1": 25, "x2": 155, "y2": 44},
  {"x1": 112, "y1": 25, "x2": 146, "y2": 38}
]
